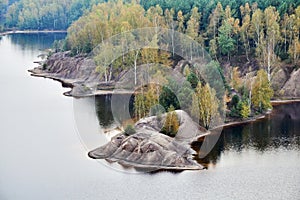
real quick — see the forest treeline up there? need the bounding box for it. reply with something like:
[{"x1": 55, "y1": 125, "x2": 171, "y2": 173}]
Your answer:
[
  {"x1": 0, "y1": 0, "x2": 105, "y2": 30},
  {"x1": 1, "y1": 0, "x2": 299, "y2": 33},
  {"x1": 64, "y1": 1, "x2": 300, "y2": 69},
  {"x1": 58, "y1": 0, "x2": 293, "y2": 125}
]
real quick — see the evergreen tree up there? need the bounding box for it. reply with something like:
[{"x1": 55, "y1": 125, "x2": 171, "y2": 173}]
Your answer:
[
  {"x1": 218, "y1": 20, "x2": 235, "y2": 59},
  {"x1": 159, "y1": 86, "x2": 180, "y2": 111},
  {"x1": 177, "y1": 81, "x2": 193, "y2": 111},
  {"x1": 187, "y1": 72, "x2": 199, "y2": 89}
]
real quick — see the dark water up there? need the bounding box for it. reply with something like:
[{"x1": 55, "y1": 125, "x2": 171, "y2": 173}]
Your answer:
[
  {"x1": 95, "y1": 95, "x2": 300, "y2": 166},
  {"x1": 196, "y1": 103, "x2": 300, "y2": 168},
  {"x1": 8, "y1": 33, "x2": 66, "y2": 50},
  {"x1": 1, "y1": 33, "x2": 300, "y2": 200}
]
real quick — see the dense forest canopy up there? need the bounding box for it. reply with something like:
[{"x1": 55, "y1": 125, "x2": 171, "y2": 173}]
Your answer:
[
  {"x1": 140, "y1": 0, "x2": 300, "y2": 27},
  {"x1": 64, "y1": 0, "x2": 300, "y2": 68},
  {"x1": 140, "y1": 0, "x2": 300, "y2": 15},
  {"x1": 1, "y1": 0, "x2": 299, "y2": 31},
  {"x1": 0, "y1": 0, "x2": 9, "y2": 27},
  {"x1": 1, "y1": 0, "x2": 106, "y2": 30},
  {"x1": 58, "y1": 0, "x2": 299, "y2": 122}
]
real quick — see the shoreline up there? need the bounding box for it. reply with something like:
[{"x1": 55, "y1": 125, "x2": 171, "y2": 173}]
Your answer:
[
  {"x1": 29, "y1": 69, "x2": 300, "y2": 129},
  {"x1": 29, "y1": 69, "x2": 134, "y2": 98},
  {"x1": 271, "y1": 99, "x2": 300, "y2": 105},
  {"x1": 207, "y1": 99, "x2": 300, "y2": 134},
  {"x1": 211, "y1": 115, "x2": 267, "y2": 131},
  {"x1": 0, "y1": 30, "x2": 67, "y2": 36},
  {"x1": 28, "y1": 62, "x2": 300, "y2": 133}
]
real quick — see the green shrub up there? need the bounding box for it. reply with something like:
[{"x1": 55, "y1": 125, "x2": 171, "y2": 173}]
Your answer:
[
  {"x1": 124, "y1": 124, "x2": 136, "y2": 136},
  {"x1": 42, "y1": 63, "x2": 47, "y2": 70},
  {"x1": 231, "y1": 95, "x2": 240, "y2": 108},
  {"x1": 238, "y1": 101, "x2": 250, "y2": 119},
  {"x1": 187, "y1": 72, "x2": 199, "y2": 89}
]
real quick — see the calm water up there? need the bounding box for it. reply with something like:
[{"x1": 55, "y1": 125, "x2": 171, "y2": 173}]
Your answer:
[{"x1": 0, "y1": 34, "x2": 300, "y2": 200}]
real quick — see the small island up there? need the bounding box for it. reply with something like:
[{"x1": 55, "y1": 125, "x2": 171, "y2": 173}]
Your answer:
[{"x1": 89, "y1": 110, "x2": 208, "y2": 170}]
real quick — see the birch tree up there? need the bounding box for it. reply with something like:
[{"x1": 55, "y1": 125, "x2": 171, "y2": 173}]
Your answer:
[{"x1": 191, "y1": 83, "x2": 219, "y2": 129}]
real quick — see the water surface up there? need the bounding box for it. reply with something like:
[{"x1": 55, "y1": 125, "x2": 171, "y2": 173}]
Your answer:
[{"x1": 0, "y1": 33, "x2": 299, "y2": 200}]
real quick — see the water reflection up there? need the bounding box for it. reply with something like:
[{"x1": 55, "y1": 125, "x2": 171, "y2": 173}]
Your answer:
[
  {"x1": 95, "y1": 95, "x2": 115, "y2": 128},
  {"x1": 195, "y1": 102, "x2": 300, "y2": 168},
  {"x1": 8, "y1": 33, "x2": 66, "y2": 51},
  {"x1": 95, "y1": 94, "x2": 135, "y2": 129},
  {"x1": 95, "y1": 94, "x2": 300, "y2": 169}
]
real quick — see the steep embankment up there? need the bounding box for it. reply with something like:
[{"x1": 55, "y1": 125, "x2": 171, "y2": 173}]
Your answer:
[
  {"x1": 30, "y1": 52, "x2": 300, "y2": 99},
  {"x1": 219, "y1": 56, "x2": 300, "y2": 99},
  {"x1": 281, "y1": 69, "x2": 300, "y2": 98},
  {"x1": 29, "y1": 52, "x2": 105, "y2": 97}
]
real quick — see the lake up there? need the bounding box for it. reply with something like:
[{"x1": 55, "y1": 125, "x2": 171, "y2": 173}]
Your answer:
[{"x1": 0, "y1": 33, "x2": 299, "y2": 200}]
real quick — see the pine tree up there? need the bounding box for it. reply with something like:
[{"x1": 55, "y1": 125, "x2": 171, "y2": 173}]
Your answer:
[
  {"x1": 218, "y1": 20, "x2": 235, "y2": 59},
  {"x1": 177, "y1": 81, "x2": 193, "y2": 111},
  {"x1": 187, "y1": 72, "x2": 199, "y2": 89}
]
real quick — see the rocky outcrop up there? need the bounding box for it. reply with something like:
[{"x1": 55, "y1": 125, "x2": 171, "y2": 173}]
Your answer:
[
  {"x1": 88, "y1": 110, "x2": 208, "y2": 170},
  {"x1": 29, "y1": 51, "x2": 112, "y2": 97},
  {"x1": 30, "y1": 52, "x2": 300, "y2": 99},
  {"x1": 271, "y1": 68, "x2": 290, "y2": 94},
  {"x1": 89, "y1": 132, "x2": 203, "y2": 170},
  {"x1": 281, "y1": 69, "x2": 300, "y2": 98},
  {"x1": 31, "y1": 52, "x2": 97, "y2": 82}
]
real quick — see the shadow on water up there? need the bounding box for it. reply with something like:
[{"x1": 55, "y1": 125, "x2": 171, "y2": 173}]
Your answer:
[
  {"x1": 95, "y1": 95, "x2": 115, "y2": 128},
  {"x1": 95, "y1": 94, "x2": 135, "y2": 129},
  {"x1": 8, "y1": 33, "x2": 66, "y2": 50},
  {"x1": 193, "y1": 103, "x2": 300, "y2": 168},
  {"x1": 95, "y1": 95, "x2": 300, "y2": 169}
]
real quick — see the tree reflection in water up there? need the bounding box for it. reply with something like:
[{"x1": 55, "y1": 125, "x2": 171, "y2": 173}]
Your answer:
[{"x1": 193, "y1": 103, "x2": 300, "y2": 168}]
